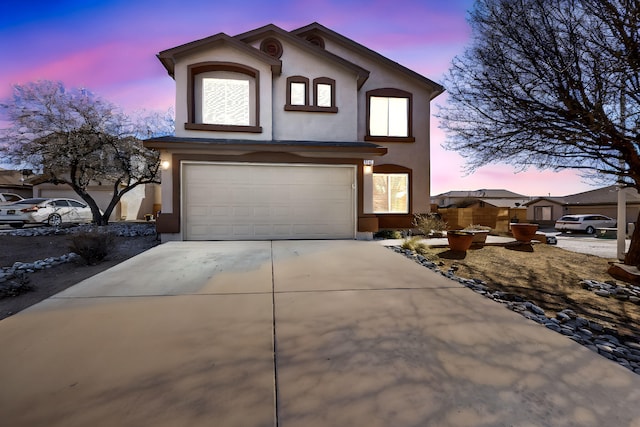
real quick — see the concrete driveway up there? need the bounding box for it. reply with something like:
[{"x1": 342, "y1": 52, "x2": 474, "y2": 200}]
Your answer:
[{"x1": 1, "y1": 240, "x2": 640, "y2": 427}]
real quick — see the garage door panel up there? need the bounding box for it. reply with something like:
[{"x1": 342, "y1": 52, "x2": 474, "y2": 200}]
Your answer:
[
  {"x1": 254, "y1": 225, "x2": 272, "y2": 235},
  {"x1": 183, "y1": 163, "x2": 355, "y2": 240},
  {"x1": 254, "y1": 224, "x2": 298, "y2": 237},
  {"x1": 188, "y1": 205, "x2": 209, "y2": 215},
  {"x1": 208, "y1": 207, "x2": 230, "y2": 216},
  {"x1": 230, "y1": 225, "x2": 252, "y2": 236},
  {"x1": 272, "y1": 224, "x2": 293, "y2": 235}
]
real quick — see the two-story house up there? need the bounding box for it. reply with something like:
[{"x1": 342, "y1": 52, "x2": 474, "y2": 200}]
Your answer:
[{"x1": 145, "y1": 22, "x2": 444, "y2": 241}]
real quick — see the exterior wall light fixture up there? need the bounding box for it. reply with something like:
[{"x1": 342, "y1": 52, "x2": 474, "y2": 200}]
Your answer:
[{"x1": 363, "y1": 159, "x2": 374, "y2": 174}]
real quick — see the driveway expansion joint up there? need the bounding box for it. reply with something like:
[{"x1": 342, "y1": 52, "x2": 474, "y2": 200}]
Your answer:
[
  {"x1": 272, "y1": 286, "x2": 465, "y2": 295},
  {"x1": 270, "y1": 241, "x2": 280, "y2": 427}
]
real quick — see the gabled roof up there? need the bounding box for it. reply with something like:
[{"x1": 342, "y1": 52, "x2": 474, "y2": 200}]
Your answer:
[
  {"x1": 480, "y1": 198, "x2": 530, "y2": 208},
  {"x1": 524, "y1": 185, "x2": 640, "y2": 206},
  {"x1": 235, "y1": 24, "x2": 370, "y2": 89},
  {"x1": 523, "y1": 197, "x2": 567, "y2": 206},
  {"x1": 291, "y1": 22, "x2": 445, "y2": 99},
  {"x1": 564, "y1": 185, "x2": 640, "y2": 205},
  {"x1": 433, "y1": 189, "x2": 529, "y2": 199},
  {"x1": 157, "y1": 22, "x2": 443, "y2": 96},
  {"x1": 0, "y1": 169, "x2": 32, "y2": 187},
  {"x1": 157, "y1": 32, "x2": 282, "y2": 78}
]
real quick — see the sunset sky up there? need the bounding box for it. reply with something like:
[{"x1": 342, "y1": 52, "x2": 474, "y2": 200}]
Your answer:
[{"x1": 1, "y1": 0, "x2": 604, "y2": 196}]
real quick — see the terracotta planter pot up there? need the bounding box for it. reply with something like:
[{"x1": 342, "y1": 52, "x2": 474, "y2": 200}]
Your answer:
[
  {"x1": 510, "y1": 223, "x2": 539, "y2": 243},
  {"x1": 447, "y1": 230, "x2": 474, "y2": 252},
  {"x1": 468, "y1": 230, "x2": 490, "y2": 244}
]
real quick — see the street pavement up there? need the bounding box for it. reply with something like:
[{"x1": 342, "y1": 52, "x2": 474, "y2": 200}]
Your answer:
[{"x1": 551, "y1": 232, "x2": 630, "y2": 259}]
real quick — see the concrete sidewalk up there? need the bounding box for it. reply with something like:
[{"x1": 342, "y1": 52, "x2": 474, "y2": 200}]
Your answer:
[{"x1": 1, "y1": 241, "x2": 639, "y2": 426}]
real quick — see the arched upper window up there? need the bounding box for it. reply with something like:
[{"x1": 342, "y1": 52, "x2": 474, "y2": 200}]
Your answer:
[
  {"x1": 285, "y1": 76, "x2": 309, "y2": 109},
  {"x1": 313, "y1": 77, "x2": 336, "y2": 111},
  {"x1": 186, "y1": 62, "x2": 261, "y2": 133}
]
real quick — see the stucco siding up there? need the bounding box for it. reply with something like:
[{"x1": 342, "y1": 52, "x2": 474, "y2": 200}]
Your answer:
[
  {"x1": 266, "y1": 38, "x2": 359, "y2": 141},
  {"x1": 347, "y1": 60, "x2": 434, "y2": 214},
  {"x1": 173, "y1": 45, "x2": 274, "y2": 140}
]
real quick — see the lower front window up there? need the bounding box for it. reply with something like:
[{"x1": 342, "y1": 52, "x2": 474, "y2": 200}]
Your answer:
[{"x1": 373, "y1": 173, "x2": 409, "y2": 214}]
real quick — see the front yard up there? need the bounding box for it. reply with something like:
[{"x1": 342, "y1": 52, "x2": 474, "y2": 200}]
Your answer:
[
  {"x1": 395, "y1": 238, "x2": 640, "y2": 373},
  {"x1": 0, "y1": 223, "x2": 159, "y2": 320}
]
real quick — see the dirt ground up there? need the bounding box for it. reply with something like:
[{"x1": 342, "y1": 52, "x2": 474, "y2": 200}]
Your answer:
[
  {"x1": 415, "y1": 241, "x2": 640, "y2": 340},
  {"x1": 0, "y1": 231, "x2": 159, "y2": 320}
]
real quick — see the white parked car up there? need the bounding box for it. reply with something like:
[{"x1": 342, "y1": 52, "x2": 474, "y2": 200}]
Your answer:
[
  {"x1": 0, "y1": 198, "x2": 94, "y2": 228},
  {"x1": 0, "y1": 193, "x2": 24, "y2": 205},
  {"x1": 554, "y1": 214, "x2": 616, "y2": 234}
]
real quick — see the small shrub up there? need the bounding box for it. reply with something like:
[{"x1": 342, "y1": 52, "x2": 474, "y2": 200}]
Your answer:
[
  {"x1": 413, "y1": 213, "x2": 448, "y2": 237},
  {"x1": 463, "y1": 224, "x2": 492, "y2": 232},
  {"x1": 69, "y1": 230, "x2": 115, "y2": 265},
  {"x1": 401, "y1": 236, "x2": 430, "y2": 255},
  {"x1": 374, "y1": 229, "x2": 404, "y2": 239}
]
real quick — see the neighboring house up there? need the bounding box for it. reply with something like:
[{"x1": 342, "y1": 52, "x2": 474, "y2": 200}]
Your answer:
[
  {"x1": 0, "y1": 168, "x2": 33, "y2": 199},
  {"x1": 29, "y1": 175, "x2": 159, "y2": 222},
  {"x1": 431, "y1": 189, "x2": 530, "y2": 209},
  {"x1": 524, "y1": 196, "x2": 566, "y2": 225},
  {"x1": 525, "y1": 185, "x2": 640, "y2": 225},
  {"x1": 144, "y1": 22, "x2": 444, "y2": 241}
]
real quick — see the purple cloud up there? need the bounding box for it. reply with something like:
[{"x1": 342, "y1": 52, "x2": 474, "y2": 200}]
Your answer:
[{"x1": 0, "y1": 0, "x2": 596, "y2": 195}]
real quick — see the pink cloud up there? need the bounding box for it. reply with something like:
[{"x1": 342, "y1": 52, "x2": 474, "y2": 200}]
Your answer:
[
  {"x1": 431, "y1": 111, "x2": 595, "y2": 197},
  {"x1": 1, "y1": 41, "x2": 171, "y2": 108},
  {"x1": 103, "y1": 77, "x2": 175, "y2": 112},
  {"x1": 11, "y1": 43, "x2": 152, "y2": 82},
  {"x1": 429, "y1": 126, "x2": 596, "y2": 197},
  {"x1": 429, "y1": 100, "x2": 598, "y2": 196}
]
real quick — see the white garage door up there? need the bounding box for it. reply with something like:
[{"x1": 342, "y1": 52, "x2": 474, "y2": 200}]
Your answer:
[{"x1": 182, "y1": 162, "x2": 356, "y2": 240}]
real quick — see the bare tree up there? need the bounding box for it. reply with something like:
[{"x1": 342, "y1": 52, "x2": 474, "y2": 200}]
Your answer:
[
  {"x1": 438, "y1": 0, "x2": 640, "y2": 265},
  {"x1": 0, "y1": 81, "x2": 174, "y2": 225}
]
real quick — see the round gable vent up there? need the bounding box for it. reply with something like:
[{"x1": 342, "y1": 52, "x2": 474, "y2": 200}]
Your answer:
[{"x1": 260, "y1": 37, "x2": 283, "y2": 58}]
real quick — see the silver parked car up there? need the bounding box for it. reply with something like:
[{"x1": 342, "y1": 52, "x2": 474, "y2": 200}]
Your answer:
[
  {"x1": 0, "y1": 193, "x2": 24, "y2": 205},
  {"x1": 554, "y1": 214, "x2": 616, "y2": 234},
  {"x1": 0, "y1": 198, "x2": 94, "y2": 228}
]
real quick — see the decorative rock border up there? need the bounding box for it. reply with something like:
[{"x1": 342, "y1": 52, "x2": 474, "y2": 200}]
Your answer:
[
  {"x1": 391, "y1": 246, "x2": 640, "y2": 375},
  {"x1": 0, "y1": 254, "x2": 80, "y2": 284},
  {"x1": 581, "y1": 279, "x2": 640, "y2": 304},
  {"x1": 5, "y1": 222, "x2": 157, "y2": 238}
]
